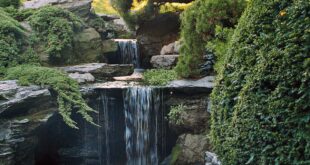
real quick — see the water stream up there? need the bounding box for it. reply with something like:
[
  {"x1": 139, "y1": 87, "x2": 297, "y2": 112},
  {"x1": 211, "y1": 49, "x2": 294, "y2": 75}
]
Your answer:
[{"x1": 114, "y1": 39, "x2": 140, "y2": 68}]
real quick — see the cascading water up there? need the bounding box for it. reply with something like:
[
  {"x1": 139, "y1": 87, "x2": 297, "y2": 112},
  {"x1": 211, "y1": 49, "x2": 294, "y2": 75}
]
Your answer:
[
  {"x1": 114, "y1": 39, "x2": 140, "y2": 68},
  {"x1": 124, "y1": 87, "x2": 163, "y2": 165}
]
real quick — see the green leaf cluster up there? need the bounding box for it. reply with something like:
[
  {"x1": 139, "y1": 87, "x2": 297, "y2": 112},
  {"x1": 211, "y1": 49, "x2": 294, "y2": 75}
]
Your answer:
[
  {"x1": 5, "y1": 65, "x2": 97, "y2": 129},
  {"x1": 0, "y1": 9, "x2": 39, "y2": 76},
  {"x1": 143, "y1": 69, "x2": 177, "y2": 86},
  {"x1": 28, "y1": 6, "x2": 84, "y2": 65},
  {"x1": 168, "y1": 104, "x2": 186, "y2": 125},
  {"x1": 0, "y1": 0, "x2": 20, "y2": 8},
  {"x1": 211, "y1": 0, "x2": 310, "y2": 164},
  {"x1": 175, "y1": 0, "x2": 246, "y2": 78}
]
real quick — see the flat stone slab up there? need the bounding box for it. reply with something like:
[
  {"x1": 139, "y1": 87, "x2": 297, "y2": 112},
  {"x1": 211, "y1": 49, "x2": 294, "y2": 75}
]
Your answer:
[
  {"x1": 167, "y1": 76, "x2": 215, "y2": 89},
  {"x1": 60, "y1": 63, "x2": 134, "y2": 81}
]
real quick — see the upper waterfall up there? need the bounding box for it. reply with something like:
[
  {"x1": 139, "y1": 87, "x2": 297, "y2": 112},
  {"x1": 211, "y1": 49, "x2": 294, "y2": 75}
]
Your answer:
[{"x1": 114, "y1": 39, "x2": 140, "y2": 68}]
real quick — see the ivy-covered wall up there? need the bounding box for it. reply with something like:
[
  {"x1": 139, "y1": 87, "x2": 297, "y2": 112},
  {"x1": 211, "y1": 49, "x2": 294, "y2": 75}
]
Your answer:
[{"x1": 211, "y1": 0, "x2": 310, "y2": 164}]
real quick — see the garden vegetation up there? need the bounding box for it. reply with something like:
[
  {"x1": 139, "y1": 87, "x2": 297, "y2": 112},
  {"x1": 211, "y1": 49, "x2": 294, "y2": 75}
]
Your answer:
[
  {"x1": 175, "y1": 0, "x2": 246, "y2": 78},
  {"x1": 211, "y1": 0, "x2": 310, "y2": 164}
]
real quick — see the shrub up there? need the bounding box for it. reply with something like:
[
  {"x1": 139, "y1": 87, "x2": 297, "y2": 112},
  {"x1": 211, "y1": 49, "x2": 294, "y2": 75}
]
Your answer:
[
  {"x1": 207, "y1": 26, "x2": 234, "y2": 74},
  {"x1": 0, "y1": 0, "x2": 20, "y2": 8},
  {"x1": 143, "y1": 69, "x2": 177, "y2": 86},
  {"x1": 211, "y1": 0, "x2": 310, "y2": 164},
  {"x1": 28, "y1": 6, "x2": 84, "y2": 64},
  {"x1": 175, "y1": 0, "x2": 246, "y2": 78},
  {"x1": 4, "y1": 7, "x2": 35, "y2": 21},
  {"x1": 5, "y1": 65, "x2": 97, "y2": 129},
  {"x1": 168, "y1": 104, "x2": 186, "y2": 125}
]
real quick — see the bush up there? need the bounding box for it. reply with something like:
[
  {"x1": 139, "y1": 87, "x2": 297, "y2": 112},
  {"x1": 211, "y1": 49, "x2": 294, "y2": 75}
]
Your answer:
[
  {"x1": 4, "y1": 7, "x2": 35, "y2": 21},
  {"x1": 143, "y1": 69, "x2": 177, "y2": 86},
  {"x1": 211, "y1": 0, "x2": 310, "y2": 164},
  {"x1": 207, "y1": 26, "x2": 234, "y2": 74},
  {"x1": 175, "y1": 0, "x2": 246, "y2": 78},
  {"x1": 168, "y1": 104, "x2": 186, "y2": 125},
  {"x1": 5, "y1": 65, "x2": 97, "y2": 129},
  {"x1": 0, "y1": 0, "x2": 20, "y2": 8},
  {"x1": 28, "y1": 6, "x2": 84, "y2": 64}
]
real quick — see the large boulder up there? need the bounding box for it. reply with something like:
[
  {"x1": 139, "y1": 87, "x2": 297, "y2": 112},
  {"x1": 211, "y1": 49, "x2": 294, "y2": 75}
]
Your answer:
[
  {"x1": 174, "y1": 134, "x2": 210, "y2": 165},
  {"x1": 150, "y1": 55, "x2": 179, "y2": 69},
  {"x1": 72, "y1": 28, "x2": 104, "y2": 64}
]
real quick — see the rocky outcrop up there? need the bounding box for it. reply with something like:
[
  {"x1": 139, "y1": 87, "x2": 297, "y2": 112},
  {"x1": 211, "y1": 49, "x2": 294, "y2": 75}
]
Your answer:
[
  {"x1": 60, "y1": 63, "x2": 134, "y2": 81},
  {"x1": 0, "y1": 80, "x2": 57, "y2": 165},
  {"x1": 174, "y1": 134, "x2": 210, "y2": 165},
  {"x1": 23, "y1": 0, "x2": 93, "y2": 18},
  {"x1": 150, "y1": 55, "x2": 179, "y2": 69}
]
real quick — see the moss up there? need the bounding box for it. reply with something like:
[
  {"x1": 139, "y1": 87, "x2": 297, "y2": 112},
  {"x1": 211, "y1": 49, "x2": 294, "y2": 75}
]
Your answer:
[
  {"x1": 170, "y1": 145, "x2": 181, "y2": 165},
  {"x1": 28, "y1": 6, "x2": 85, "y2": 65},
  {"x1": 143, "y1": 69, "x2": 178, "y2": 86},
  {"x1": 211, "y1": 0, "x2": 310, "y2": 164},
  {"x1": 175, "y1": 0, "x2": 246, "y2": 78},
  {"x1": 3, "y1": 7, "x2": 35, "y2": 21},
  {"x1": 5, "y1": 65, "x2": 97, "y2": 129}
]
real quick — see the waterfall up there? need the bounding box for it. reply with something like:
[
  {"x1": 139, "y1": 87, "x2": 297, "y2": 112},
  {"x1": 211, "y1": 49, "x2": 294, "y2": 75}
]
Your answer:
[
  {"x1": 114, "y1": 39, "x2": 140, "y2": 68},
  {"x1": 124, "y1": 87, "x2": 163, "y2": 165},
  {"x1": 97, "y1": 87, "x2": 168, "y2": 165}
]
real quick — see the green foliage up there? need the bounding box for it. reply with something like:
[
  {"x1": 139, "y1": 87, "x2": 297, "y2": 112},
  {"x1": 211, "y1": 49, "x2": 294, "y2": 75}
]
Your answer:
[
  {"x1": 5, "y1": 65, "x2": 97, "y2": 129},
  {"x1": 211, "y1": 0, "x2": 310, "y2": 164},
  {"x1": 168, "y1": 104, "x2": 185, "y2": 125},
  {"x1": 4, "y1": 7, "x2": 35, "y2": 21},
  {"x1": 28, "y1": 6, "x2": 84, "y2": 64},
  {"x1": 207, "y1": 26, "x2": 234, "y2": 73},
  {"x1": 143, "y1": 69, "x2": 177, "y2": 86},
  {"x1": 0, "y1": 0, "x2": 20, "y2": 8},
  {"x1": 0, "y1": 9, "x2": 25, "y2": 75},
  {"x1": 175, "y1": 0, "x2": 246, "y2": 78}
]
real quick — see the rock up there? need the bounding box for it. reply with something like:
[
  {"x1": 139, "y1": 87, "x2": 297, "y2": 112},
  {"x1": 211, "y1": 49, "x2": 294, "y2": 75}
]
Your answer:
[
  {"x1": 174, "y1": 134, "x2": 210, "y2": 165},
  {"x1": 72, "y1": 28, "x2": 104, "y2": 64},
  {"x1": 205, "y1": 151, "x2": 221, "y2": 165},
  {"x1": 0, "y1": 80, "x2": 57, "y2": 165},
  {"x1": 168, "y1": 76, "x2": 215, "y2": 89},
  {"x1": 96, "y1": 13, "x2": 120, "y2": 21},
  {"x1": 150, "y1": 55, "x2": 179, "y2": 69},
  {"x1": 101, "y1": 39, "x2": 119, "y2": 62},
  {"x1": 23, "y1": 0, "x2": 93, "y2": 18},
  {"x1": 113, "y1": 69, "x2": 144, "y2": 81},
  {"x1": 160, "y1": 41, "x2": 181, "y2": 55},
  {"x1": 166, "y1": 91, "x2": 210, "y2": 134},
  {"x1": 137, "y1": 13, "x2": 180, "y2": 68},
  {"x1": 173, "y1": 40, "x2": 181, "y2": 54},
  {"x1": 160, "y1": 42, "x2": 175, "y2": 55},
  {"x1": 60, "y1": 63, "x2": 134, "y2": 81},
  {"x1": 68, "y1": 73, "x2": 95, "y2": 84}
]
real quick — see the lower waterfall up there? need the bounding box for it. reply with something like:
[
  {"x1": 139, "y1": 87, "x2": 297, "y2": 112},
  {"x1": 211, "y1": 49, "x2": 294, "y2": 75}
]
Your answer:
[
  {"x1": 124, "y1": 87, "x2": 163, "y2": 165},
  {"x1": 98, "y1": 87, "x2": 168, "y2": 165}
]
